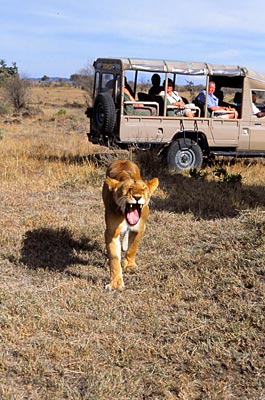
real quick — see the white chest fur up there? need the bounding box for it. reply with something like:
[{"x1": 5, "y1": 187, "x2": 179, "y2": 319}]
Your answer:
[{"x1": 120, "y1": 219, "x2": 140, "y2": 251}]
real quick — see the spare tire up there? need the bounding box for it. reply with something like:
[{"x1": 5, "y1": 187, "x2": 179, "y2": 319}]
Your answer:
[{"x1": 93, "y1": 93, "x2": 116, "y2": 134}]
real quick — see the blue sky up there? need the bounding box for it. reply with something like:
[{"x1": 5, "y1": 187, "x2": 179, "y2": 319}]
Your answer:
[{"x1": 1, "y1": 0, "x2": 265, "y2": 78}]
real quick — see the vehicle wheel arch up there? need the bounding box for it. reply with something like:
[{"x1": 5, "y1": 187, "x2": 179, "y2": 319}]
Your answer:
[{"x1": 171, "y1": 130, "x2": 209, "y2": 155}]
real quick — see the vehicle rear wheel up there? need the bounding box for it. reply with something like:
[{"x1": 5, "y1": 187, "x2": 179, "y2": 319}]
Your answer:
[
  {"x1": 167, "y1": 138, "x2": 203, "y2": 171},
  {"x1": 93, "y1": 93, "x2": 116, "y2": 134}
]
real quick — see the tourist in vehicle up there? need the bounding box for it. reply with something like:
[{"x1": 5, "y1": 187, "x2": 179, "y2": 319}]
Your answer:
[
  {"x1": 123, "y1": 85, "x2": 157, "y2": 116},
  {"x1": 196, "y1": 81, "x2": 238, "y2": 119},
  {"x1": 160, "y1": 79, "x2": 195, "y2": 117},
  {"x1": 124, "y1": 77, "x2": 134, "y2": 96},
  {"x1": 252, "y1": 91, "x2": 265, "y2": 118},
  {"x1": 148, "y1": 74, "x2": 163, "y2": 97}
]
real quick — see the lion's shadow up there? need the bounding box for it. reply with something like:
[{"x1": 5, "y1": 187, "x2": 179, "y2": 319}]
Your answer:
[{"x1": 20, "y1": 227, "x2": 105, "y2": 272}]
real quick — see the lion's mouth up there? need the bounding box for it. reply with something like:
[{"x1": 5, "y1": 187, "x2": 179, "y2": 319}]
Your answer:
[{"x1": 125, "y1": 203, "x2": 142, "y2": 226}]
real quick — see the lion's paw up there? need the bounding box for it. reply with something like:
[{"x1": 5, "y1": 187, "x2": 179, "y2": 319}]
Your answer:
[
  {"x1": 105, "y1": 279, "x2": 125, "y2": 291},
  {"x1": 123, "y1": 260, "x2": 137, "y2": 270}
]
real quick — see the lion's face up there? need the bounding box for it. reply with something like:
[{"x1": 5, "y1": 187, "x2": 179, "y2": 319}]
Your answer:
[{"x1": 106, "y1": 177, "x2": 158, "y2": 226}]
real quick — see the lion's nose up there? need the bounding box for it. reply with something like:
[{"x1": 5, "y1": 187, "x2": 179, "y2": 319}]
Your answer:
[{"x1": 133, "y1": 195, "x2": 141, "y2": 202}]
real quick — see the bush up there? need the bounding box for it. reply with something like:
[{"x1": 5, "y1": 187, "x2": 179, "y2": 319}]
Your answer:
[
  {"x1": 0, "y1": 102, "x2": 11, "y2": 115},
  {"x1": 3, "y1": 75, "x2": 31, "y2": 112},
  {"x1": 214, "y1": 166, "x2": 242, "y2": 183}
]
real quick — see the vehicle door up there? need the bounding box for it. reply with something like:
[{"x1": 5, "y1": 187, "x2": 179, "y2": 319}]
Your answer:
[
  {"x1": 210, "y1": 117, "x2": 240, "y2": 148},
  {"x1": 208, "y1": 87, "x2": 241, "y2": 147},
  {"x1": 248, "y1": 90, "x2": 265, "y2": 151}
]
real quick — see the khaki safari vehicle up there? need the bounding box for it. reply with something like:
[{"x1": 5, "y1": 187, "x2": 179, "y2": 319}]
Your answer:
[{"x1": 86, "y1": 57, "x2": 265, "y2": 171}]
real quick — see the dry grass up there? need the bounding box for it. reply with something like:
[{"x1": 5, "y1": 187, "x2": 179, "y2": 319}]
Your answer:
[{"x1": 0, "y1": 85, "x2": 264, "y2": 400}]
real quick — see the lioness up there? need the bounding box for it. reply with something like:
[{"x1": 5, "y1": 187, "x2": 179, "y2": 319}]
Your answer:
[{"x1": 102, "y1": 160, "x2": 159, "y2": 290}]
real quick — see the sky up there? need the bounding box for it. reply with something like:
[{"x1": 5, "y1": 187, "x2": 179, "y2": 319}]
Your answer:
[{"x1": 1, "y1": 0, "x2": 265, "y2": 79}]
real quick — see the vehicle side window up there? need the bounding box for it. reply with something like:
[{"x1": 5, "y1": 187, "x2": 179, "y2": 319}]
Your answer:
[
  {"x1": 102, "y1": 73, "x2": 115, "y2": 94},
  {"x1": 252, "y1": 90, "x2": 265, "y2": 112}
]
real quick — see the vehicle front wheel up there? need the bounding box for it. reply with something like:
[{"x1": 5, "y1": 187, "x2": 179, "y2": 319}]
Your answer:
[{"x1": 167, "y1": 138, "x2": 203, "y2": 172}]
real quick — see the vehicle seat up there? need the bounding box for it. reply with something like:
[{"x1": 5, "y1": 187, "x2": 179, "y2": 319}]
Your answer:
[
  {"x1": 124, "y1": 93, "x2": 158, "y2": 116},
  {"x1": 233, "y1": 91, "x2": 242, "y2": 117},
  {"x1": 152, "y1": 95, "x2": 164, "y2": 115},
  {"x1": 194, "y1": 95, "x2": 209, "y2": 117},
  {"x1": 124, "y1": 103, "x2": 151, "y2": 116},
  {"x1": 233, "y1": 92, "x2": 242, "y2": 105},
  {"x1": 138, "y1": 92, "x2": 153, "y2": 101}
]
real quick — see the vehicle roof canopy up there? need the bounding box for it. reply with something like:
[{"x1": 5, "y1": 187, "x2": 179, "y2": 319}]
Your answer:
[{"x1": 94, "y1": 57, "x2": 265, "y2": 84}]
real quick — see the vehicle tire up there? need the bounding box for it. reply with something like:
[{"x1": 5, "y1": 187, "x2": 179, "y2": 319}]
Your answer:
[
  {"x1": 93, "y1": 93, "x2": 116, "y2": 134},
  {"x1": 167, "y1": 138, "x2": 203, "y2": 171}
]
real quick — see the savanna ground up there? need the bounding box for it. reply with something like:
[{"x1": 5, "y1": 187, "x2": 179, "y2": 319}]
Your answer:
[{"x1": 0, "y1": 84, "x2": 264, "y2": 400}]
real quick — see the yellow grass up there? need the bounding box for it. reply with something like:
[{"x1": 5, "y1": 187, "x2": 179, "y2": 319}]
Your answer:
[{"x1": 0, "y1": 84, "x2": 264, "y2": 399}]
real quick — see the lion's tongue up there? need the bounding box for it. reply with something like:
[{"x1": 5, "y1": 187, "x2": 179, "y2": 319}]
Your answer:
[{"x1": 126, "y1": 208, "x2": 139, "y2": 225}]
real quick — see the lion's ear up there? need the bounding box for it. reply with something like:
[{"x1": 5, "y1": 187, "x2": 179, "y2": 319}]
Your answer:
[
  {"x1": 146, "y1": 178, "x2": 159, "y2": 195},
  {"x1": 105, "y1": 177, "x2": 120, "y2": 191}
]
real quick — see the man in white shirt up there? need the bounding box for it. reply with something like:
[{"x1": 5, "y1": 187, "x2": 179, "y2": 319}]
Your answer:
[{"x1": 252, "y1": 91, "x2": 265, "y2": 118}]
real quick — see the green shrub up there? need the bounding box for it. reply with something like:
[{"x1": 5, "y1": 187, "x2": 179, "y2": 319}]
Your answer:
[
  {"x1": 56, "y1": 108, "x2": 67, "y2": 116},
  {"x1": 214, "y1": 166, "x2": 242, "y2": 183}
]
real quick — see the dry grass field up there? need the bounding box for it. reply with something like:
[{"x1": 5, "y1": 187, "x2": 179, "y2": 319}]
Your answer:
[{"x1": 0, "y1": 84, "x2": 264, "y2": 400}]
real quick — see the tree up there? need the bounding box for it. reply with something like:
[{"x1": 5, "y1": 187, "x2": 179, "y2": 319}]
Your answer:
[
  {"x1": 40, "y1": 75, "x2": 49, "y2": 82},
  {"x1": 70, "y1": 64, "x2": 94, "y2": 91},
  {"x1": 0, "y1": 59, "x2": 18, "y2": 85},
  {"x1": 3, "y1": 75, "x2": 31, "y2": 112}
]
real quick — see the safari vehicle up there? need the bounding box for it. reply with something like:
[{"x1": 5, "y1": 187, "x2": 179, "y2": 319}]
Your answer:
[{"x1": 86, "y1": 57, "x2": 265, "y2": 171}]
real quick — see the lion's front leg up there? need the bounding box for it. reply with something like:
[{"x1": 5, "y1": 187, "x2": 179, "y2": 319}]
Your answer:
[
  {"x1": 105, "y1": 231, "x2": 124, "y2": 291},
  {"x1": 123, "y1": 228, "x2": 144, "y2": 270}
]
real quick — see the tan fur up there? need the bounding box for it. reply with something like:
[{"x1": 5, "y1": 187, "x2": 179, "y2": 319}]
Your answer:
[{"x1": 102, "y1": 160, "x2": 159, "y2": 290}]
